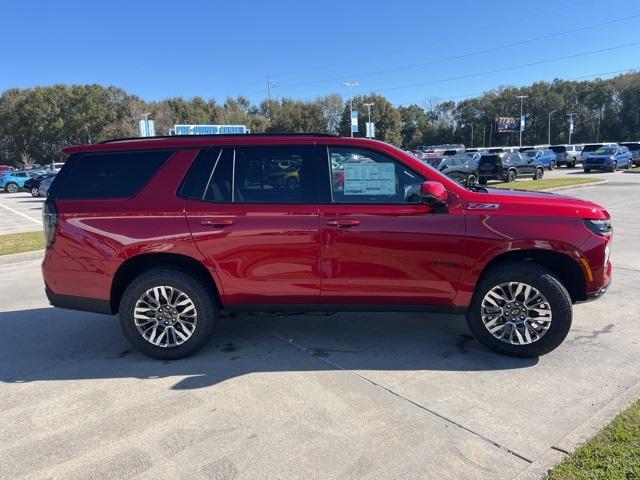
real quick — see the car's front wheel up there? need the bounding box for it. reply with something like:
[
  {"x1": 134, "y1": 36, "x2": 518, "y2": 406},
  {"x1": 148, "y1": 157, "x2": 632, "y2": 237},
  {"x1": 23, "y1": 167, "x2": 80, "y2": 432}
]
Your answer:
[
  {"x1": 533, "y1": 168, "x2": 544, "y2": 180},
  {"x1": 466, "y1": 173, "x2": 478, "y2": 187},
  {"x1": 548, "y1": 160, "x2": 556, "y2": 170},
  {"x1": 610, "y1": 161, "x2": 617, "y2": 172},
  {"x1": 466, "y1": 262, "x2": 572, "y2": 357},
  {"x1": 119, "y1": 268, "x2": 218, "y2": 359},
  {"x1": 506, "y1": 170, "x2": 517, "y2": 183}
]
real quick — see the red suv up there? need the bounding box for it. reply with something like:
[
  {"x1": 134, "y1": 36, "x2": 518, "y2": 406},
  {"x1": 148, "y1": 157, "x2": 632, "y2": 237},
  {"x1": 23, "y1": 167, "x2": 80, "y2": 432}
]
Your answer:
[{"x1": 42, "y1": 134, "x2": 612, "y2": 359}]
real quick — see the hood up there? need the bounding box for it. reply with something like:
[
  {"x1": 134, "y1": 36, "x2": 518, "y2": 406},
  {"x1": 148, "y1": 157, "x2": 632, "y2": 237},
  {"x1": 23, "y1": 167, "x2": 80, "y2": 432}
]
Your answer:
[{"x1": 473, "y1": 187, "x2": 609, "y2": 219}]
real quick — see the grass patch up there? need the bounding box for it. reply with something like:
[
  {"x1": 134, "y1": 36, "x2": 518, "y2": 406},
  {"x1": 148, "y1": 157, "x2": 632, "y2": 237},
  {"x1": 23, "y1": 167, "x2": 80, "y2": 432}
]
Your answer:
[
  {"x1": 491, "y1": 177, "x2": 603, "y2": 191},
  {"x1": 0, "y1": 231, "x2": 44, "y2": 256},
  {"x1": 546, "y1": 400, "x2": 640, "y2": 480}
]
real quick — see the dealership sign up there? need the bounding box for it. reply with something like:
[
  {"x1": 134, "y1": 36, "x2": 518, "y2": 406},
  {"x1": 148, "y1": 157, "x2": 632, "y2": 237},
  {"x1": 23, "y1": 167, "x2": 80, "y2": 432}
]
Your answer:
[{"x1": 173, "y1": 124, "x2": 248, "y2": 135}]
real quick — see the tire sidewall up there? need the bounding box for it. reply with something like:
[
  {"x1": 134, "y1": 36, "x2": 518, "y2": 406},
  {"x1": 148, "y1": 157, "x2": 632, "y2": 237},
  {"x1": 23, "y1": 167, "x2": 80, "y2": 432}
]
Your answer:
[
  {"x1": 119, "y1": 269, "x2": 217, "y2": 359},
  {"x1": 466, "y1": 263, "x2": 572, "y2": 357},
  {"x1": 7, "y1": 183, "x2": 18, "y2": 193}
]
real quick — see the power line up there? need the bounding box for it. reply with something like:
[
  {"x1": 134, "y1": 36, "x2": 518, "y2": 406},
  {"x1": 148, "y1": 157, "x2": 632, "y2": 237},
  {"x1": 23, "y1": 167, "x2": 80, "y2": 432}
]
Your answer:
[
  {"x1": 370, "y1": 41, "x2": 640, "y2": 94},
  {"x1": 278, "y1": 13, "x2": 640, "y2": 88}
]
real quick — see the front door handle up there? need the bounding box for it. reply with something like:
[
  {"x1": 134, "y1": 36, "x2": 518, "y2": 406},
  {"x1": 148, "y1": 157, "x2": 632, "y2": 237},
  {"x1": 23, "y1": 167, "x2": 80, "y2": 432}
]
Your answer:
[
  {"x1": 200, "y1": 219, "x2": 234, "y2": 228},
  {"x1": 326, "y1": 219, "x2": 360, "y2": 228}
]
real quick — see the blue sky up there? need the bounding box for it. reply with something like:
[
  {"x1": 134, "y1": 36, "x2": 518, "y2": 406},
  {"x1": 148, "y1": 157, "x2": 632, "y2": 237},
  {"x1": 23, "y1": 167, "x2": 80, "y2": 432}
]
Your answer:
[{"x1": 2, "y1": 0, "x2": 640, "y2": 105}]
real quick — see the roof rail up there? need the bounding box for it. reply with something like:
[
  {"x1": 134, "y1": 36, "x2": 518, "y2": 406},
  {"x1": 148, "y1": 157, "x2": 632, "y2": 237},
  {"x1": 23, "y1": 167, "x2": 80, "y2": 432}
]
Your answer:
[{"x1": 100, "y1": 132, "x2": 340, "y2": 144}]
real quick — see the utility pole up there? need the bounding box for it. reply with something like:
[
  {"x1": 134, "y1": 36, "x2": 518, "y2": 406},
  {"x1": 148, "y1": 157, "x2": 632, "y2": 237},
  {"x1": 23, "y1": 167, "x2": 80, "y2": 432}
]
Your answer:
[
  {"x1": 596, "y1": 105, "x2": 605, "y2": 142},
  {"x1": 267, "y1": 77, "x2": 277, "y2": 120},
  {"x1": 548, "y1": 109, "x2": 558, "y2": 145},
  {"x1": 566, "y1": 113, "x2": 577, "y2": 144},
  {"x1": 363, "y1": 102, "x2": 375, "y2": 138},
  {"x1": 516, "y1": 95, "x2": 528, "y2": 147},
  {"x1": 343, "y1": 81, "x2": 360, "y2": 137},
  {"x1": 482, "y1": 124, "x2": 486, "y2": 147}
]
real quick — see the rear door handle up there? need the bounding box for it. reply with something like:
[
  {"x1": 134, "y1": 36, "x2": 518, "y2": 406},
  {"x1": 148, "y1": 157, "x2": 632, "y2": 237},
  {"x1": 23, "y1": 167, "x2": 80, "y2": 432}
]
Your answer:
[
  {"x1": 326, "y1": 219, "x2": 360, "y2": 228},
  {"x1": 200, "y1": 219, "x2": 234, "y2": 228}
]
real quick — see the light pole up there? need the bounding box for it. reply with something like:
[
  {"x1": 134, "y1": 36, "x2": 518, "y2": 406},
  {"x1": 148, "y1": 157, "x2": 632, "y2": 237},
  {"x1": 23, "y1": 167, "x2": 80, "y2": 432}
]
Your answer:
[
  {"x1": 267, "y1": 77, "x2": 277, "y2": 120},
  {"x1": 363, "y1": 102, "x2": 375, "y2": 138},
  {"x1": 548, "y1": 109, "x2": 558, "y2": 145},
  {"x1": 566, "y1": 113, "x2": 577, "y2": 144},
  {"x1": 516, "y1": 95, "x2": 528, "y2": 147},
  {"x1": 343, "y1": 81, "x2": 360, "y2": 137}
]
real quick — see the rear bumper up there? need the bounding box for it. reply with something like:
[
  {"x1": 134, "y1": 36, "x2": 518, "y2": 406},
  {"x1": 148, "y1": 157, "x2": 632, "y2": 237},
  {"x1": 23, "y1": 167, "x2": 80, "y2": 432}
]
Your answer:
[{"x1": 45, "y1": 288, "x2": 114, "y2": 315}]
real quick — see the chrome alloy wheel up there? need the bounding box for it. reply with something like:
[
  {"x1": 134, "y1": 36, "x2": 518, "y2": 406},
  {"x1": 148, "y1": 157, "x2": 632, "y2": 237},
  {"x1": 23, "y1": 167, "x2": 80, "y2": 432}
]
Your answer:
[
  {"x1": 480, "y1": 282, "x2": 552, "y2": 345},
  {"x1": 133, "y1": 286, "x2": 197, "y2": 347}
]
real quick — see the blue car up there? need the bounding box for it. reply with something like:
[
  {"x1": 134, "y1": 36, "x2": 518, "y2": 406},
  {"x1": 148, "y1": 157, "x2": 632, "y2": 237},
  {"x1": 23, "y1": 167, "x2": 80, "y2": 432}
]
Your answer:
[
  {"x1": 583, "y1": 145, "x2": 633, "y2": 172},
  {"x1": 0, "y1": 170, "x2": 42, "y2": 193},
  {"x1": 522, "y1": 148, "x2": 557, "y2": 170}
]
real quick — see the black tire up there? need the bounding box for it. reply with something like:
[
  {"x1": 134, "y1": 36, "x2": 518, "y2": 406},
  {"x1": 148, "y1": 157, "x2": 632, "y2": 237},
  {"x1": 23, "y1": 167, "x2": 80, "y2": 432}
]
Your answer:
[
  {"x1": 548, "y1": 160, "x2": 556, "y2": 170},
  {"x1": 119, "y1": 268, "x2": 218, "y2": 360},
  {"x1": 610, "y1": 161, "x2": 617, "y2": 172},
  {"x1": 506, "y1": 170, "x2": 517, "y2": 183},
  {"x1": 568, "y1": 160, "x2": 576, "y2": 168},
  {"x1": 466, "y1": 173, "x2": 478, "y2": 187},
  {"x1": 533, "y1": 168, "x2": 544, "y2": 180},
  {"x1": 30, "y1": 186, "x2": 39, "y2": 197},
  {"x1": 5, "y1": 182, "x2": 18, "y2": 193},
  {"x1": 466, "y1": 262, "x2": 572, "y2": 357},
  {"x1": 478, "y1": 177, "x2": 488, "y2": 185},
  {"x1": 584, "y1": 168, "x2": 591, "y2": 173}
]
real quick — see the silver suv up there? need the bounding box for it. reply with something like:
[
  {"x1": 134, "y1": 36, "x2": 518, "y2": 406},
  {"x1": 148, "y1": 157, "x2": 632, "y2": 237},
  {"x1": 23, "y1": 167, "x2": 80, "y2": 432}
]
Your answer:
[{"x1": 549, "y1": 144, "x2": 583, "y2": 168}]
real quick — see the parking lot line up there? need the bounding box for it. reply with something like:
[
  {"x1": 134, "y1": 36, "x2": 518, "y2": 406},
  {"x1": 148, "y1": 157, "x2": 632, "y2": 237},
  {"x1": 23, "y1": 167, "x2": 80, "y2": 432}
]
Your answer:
[{"x1": 0, "y1": 203, "x2": 42, "y2": 226}]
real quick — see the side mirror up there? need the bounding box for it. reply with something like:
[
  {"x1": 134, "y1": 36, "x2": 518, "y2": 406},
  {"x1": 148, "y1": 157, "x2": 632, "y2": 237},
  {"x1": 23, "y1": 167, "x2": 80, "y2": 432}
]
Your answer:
[{"x1": 420, "y1": 181, "x2": 448, "y2": 208}]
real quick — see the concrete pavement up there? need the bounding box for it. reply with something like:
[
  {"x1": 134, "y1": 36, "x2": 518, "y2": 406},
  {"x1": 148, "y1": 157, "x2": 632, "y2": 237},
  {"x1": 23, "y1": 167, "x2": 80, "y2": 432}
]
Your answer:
[
  {"x1": 0, "y1": 172, "x2": 638, "y2": 479},
  {"x1": 0, "y1": 192, "x2": 44, "y2": 234}
]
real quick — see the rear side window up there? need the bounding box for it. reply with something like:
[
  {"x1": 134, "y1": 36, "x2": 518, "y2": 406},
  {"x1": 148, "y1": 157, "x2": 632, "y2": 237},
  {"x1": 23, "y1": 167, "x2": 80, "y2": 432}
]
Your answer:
[{"x1": 56, "y1": 150, "x2": 171, "y2": 199}]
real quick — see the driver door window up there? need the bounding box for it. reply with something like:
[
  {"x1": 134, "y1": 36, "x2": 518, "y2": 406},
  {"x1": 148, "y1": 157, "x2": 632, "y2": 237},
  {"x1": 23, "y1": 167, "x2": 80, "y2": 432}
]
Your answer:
[{"x1": 328, "y1": 147, "x2": 423, "y2": 204}]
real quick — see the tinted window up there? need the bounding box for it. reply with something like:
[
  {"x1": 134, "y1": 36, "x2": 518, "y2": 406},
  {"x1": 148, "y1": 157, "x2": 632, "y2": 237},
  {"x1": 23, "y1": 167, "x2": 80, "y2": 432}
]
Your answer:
[
  {"x1": 595, "y1": 147, "x2": 616, "y2": 155},
  {"x1": 57, "y1": 150, "x2": 171, "y2": 199},
  {"x1": 329, "y1": 147, "x2": 423, "y2": 204},
  {"x1": 234, "y1": 146, "x2": 317, "y2": 203},
  {"x1": 204, "y1": 149, "x2": 233, "y2": 202},
  {"x1": 550, "y1": 146, "x2": 566, "y2": 153},
  {"x1": 179, "y1": 148, "x2": 223, "y2": 200}
]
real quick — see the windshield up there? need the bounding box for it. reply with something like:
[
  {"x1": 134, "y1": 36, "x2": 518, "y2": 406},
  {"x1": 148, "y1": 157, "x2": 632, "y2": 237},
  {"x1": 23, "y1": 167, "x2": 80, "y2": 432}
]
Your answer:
[
  {"x1": 524, "y1": 150, "x2": 538, "y2": 158},
  {"x1": 594, "y1": 147, "x2": 616, "y2": 155}
]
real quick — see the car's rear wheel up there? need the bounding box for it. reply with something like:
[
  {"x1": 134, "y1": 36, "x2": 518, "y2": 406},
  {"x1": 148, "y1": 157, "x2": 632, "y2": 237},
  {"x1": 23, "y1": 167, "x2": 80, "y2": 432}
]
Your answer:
[
  {"x1": 30, "y1": 186, "x2": 39, "y2": 197},
  {"x1": 584, "y1": 168, "x2": 591, "y2": 173},
  {"x1": 466, "y1": 173, "x2": 478, "y2": 187},
  {"x1": 119, "y1": 268, "x2": 218, "y2": 359},
  {"x1": 568, "y1": 160, "x2": 576, "y2": 168},
  {"x1": 466, "y1": 262, "x2": 572, "y2": 357},
  {"x1": 5, "y1": 182, "x2": 18, "y2": 193},
  {"x1": 506, "y1": 170, "x2": 517, "y2": 183},
  {"x1": 478, "y1": 177, "x2": 488, "y2": 185},
  {"x1": 533, "y1": 168, "x2": 544, "y2": 180}
]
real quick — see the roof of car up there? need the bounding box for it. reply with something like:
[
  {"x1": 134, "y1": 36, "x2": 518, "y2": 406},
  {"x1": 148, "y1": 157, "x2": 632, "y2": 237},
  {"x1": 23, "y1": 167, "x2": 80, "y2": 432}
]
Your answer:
[{"x1": 62, "y1": 133, "x2": 394, "y2": 154}]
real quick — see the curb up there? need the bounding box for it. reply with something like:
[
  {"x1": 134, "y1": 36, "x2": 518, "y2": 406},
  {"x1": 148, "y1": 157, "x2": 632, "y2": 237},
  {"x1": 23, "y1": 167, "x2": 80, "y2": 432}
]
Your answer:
[
  {"x1": 513, "y1": 380, "x2": 640, "y2": 480},
  {"x1": 0, "y1": 249, "x2": 44, "y2": 266},
  {"x1": 541, "y1": 179, "x2": 607, "y2": 192}
]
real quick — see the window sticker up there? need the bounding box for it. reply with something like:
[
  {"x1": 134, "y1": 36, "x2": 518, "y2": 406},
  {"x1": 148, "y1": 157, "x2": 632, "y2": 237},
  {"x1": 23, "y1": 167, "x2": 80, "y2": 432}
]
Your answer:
[{"x1": 343, "y1": 163, "x2": 395, "y2": 195}]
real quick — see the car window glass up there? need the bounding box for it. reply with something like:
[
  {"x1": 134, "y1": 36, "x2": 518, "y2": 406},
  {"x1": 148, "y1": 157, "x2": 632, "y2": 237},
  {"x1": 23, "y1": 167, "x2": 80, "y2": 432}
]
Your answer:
[
  {"x1": 234, "y1": 146, "x2": 316, "y2": 203},
  {"x1": 328, "y1": 147, "x2": 423, "y2": 204},
  {"x1": 179, "y1": 148, "x2": 222, "y2": 200}
]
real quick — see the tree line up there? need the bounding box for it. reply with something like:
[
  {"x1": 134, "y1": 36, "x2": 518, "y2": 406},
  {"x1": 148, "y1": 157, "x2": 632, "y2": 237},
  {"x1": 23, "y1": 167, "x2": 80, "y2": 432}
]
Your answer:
[{"x1": 1, "y1": 72, "x2": 639, "y2": 166}]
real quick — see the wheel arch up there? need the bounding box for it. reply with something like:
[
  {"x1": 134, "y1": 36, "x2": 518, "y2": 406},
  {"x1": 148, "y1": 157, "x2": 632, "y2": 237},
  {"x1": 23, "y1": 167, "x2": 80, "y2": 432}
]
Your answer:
[
  {"x1": 110, "y1": 253, "x2": 222, "y2": 314},
  {"x1": 476, "y1": 248, "x2": 588, "y2": 303}
]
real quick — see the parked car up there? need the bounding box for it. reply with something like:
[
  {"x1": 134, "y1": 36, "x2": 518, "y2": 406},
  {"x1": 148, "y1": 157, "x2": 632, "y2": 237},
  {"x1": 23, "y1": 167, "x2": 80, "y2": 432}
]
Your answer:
[
  {"x1": 438, "y1": 153, "x2": 480, "y2": 186},
  {"x1": 24, "y1": 173, "x2": 56, "y2": 197},
  {"x1": 478, "y1": 152, "x2": 544, "y2": 184},
  {"x1": 38, "y1": 176, "x2": 55, "y2": 197},
  {"x1": 0, "y1": 170, "x2": 41, "y2": 193},
  {"x1": 0, "y1": 165, "x2": 14, "y2": 173},
  {"x1": 523, "y1": 148, "x2": 557, "y2": 170},
  {"x1": 42, "y1": 134, "x2": 612, "y2": 360},
  {"x1": 583, "y1": 145, "x2": 633, "y2": 172},
  {"x1": 549, "y1": 145, "x2": 582, "y2": 168},
  {"x1": 619, "y1": 142, "x2": 640, "y2": 167}
]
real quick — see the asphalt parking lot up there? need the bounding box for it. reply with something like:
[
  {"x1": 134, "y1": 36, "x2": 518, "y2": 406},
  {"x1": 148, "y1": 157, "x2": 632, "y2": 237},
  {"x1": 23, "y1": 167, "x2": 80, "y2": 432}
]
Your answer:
[
  {"x1": 1, "y1": 170, "x2": 639, "y2": 479},
  {"x1": 0, "y1": 192, "x2": 44, "y2": 234}
]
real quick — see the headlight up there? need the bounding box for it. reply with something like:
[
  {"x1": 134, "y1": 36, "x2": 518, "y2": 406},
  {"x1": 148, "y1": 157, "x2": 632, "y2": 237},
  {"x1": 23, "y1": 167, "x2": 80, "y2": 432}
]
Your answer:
[{"x1": 584, "y1": 218, "x2": 612, "y2": 236}]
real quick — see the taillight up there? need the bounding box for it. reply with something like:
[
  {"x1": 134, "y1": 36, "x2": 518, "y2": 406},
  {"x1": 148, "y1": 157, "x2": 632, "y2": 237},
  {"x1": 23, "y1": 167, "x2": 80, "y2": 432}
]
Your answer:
[{"x1": 43, "y1": 200, "x2": 58, "y2": 248}]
